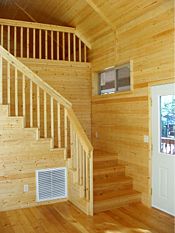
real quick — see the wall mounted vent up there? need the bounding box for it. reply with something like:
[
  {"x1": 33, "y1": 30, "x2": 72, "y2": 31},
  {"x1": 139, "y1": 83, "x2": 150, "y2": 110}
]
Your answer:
[{"x1": 36, "y1": 167, "x2": 67, "y2": 202}]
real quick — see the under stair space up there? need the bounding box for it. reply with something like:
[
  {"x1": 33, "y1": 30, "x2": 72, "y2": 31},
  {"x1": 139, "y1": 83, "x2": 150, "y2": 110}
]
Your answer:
[{"x1": 93, "y1": 150, "x2": 141, "y2": 213}]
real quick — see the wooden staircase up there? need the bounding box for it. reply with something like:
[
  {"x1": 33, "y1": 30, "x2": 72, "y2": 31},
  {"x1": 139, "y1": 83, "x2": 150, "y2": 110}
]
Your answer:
[
  {"x1": 93, "y1": 150, "x2": 141, "y2": 213},
  {"x1": 0, "y1": 45, "x2": 93, "y2": 215}
]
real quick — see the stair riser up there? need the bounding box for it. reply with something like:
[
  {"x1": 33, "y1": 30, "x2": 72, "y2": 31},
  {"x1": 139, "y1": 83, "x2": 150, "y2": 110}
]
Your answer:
[
  {"x1": 0, "y1": 118, "x2": 24, "y2": 129},
  {"x1": 0, "y1": 129, "x2": 38, "y2": 141},
  {"x1": 94, "y1": 180, "x2": 133, "y2": 191},
  {"x1": 93, "y1": 166, "x2": 125, "y2": 176},
  {"x1": 0, "y1": 105, "x2": 9, "y2": 117},
  {"x1": 0, "y1": 141, "x2": 51, "y2": 155},
  {"x1": 94, "y1": 195, "x2": 141, "y2": 213},
  {"x1": 94, "y1": 169, "x2": 125, "y2": 182},
  {"x1": 94, "y1": 189, "x2": 138, "y2": 201},
  {"x1": 94, "y1": 160, "x2": 118, "y2": 169}
]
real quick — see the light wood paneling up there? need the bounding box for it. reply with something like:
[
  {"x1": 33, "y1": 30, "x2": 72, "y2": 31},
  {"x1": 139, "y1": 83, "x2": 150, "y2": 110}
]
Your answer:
[
  {"x1": 19, "y1": 58, "x2": 92, "y2": 139},
  {"x1": 91, "y1": 0, "x2": 174, "y2": 206},
  {"x1": 0, "y1": 111, "x2": 66, "y2": 211}
]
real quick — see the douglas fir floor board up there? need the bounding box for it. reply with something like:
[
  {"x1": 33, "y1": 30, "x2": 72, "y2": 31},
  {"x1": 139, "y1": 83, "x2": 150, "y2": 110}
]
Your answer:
[{"x1": 0, "y1": 202, "x2": 174, "y2": 233}]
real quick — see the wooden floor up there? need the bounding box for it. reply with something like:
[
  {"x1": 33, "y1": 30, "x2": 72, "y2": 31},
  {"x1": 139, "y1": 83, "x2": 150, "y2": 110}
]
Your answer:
[{"x1": 0, "y1": 202, "x2": 174, "y2": 233}]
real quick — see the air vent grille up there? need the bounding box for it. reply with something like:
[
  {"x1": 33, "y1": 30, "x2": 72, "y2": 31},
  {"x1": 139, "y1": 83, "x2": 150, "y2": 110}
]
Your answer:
[{"x1": 36, "y1": 167, "x2": 67, "y2": 202}]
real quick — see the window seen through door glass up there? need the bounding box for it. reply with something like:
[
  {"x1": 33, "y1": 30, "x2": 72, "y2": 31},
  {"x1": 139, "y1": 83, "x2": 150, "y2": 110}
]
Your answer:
[{"x1": 160, "y1": 95, "x2": 175, "y2": 155}]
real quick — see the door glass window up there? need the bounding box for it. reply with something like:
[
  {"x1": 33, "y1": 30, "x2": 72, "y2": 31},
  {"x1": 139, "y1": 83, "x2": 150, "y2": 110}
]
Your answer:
[{"x1": 160, "y1": 95, "x2": 175, "y2": 155}]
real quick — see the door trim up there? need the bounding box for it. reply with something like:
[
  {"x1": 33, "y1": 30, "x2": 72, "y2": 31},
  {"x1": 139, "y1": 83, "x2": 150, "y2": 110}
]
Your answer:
[{"x1": 150, "y1": 82, "x2": 175, "y2": 216}]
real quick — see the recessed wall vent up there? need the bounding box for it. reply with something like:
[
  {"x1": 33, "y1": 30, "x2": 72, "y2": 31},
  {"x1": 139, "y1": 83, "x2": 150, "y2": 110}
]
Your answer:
[{"x1": 36, "y1": 167, "x2": 67, "y2": 202}]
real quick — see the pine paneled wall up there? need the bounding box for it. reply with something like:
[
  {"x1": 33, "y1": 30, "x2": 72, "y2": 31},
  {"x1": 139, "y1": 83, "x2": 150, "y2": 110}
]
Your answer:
[
  {"x1": 19, "y1": 59, "x2": 92, "y2": 139},
  {"x1": 90, "y1": 1, "x2": 174, "y2": 206}
]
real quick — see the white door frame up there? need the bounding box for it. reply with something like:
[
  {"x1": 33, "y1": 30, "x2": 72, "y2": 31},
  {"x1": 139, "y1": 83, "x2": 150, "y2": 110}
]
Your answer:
[{"x1": 151, "y1": 82, "x2": 175, "y2": 216}]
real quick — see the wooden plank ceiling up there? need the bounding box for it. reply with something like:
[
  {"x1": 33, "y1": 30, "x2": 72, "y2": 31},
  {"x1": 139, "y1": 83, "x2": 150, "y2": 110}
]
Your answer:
[{"x1": 0, "y1": 0, "x2": 164, "y2": 43}]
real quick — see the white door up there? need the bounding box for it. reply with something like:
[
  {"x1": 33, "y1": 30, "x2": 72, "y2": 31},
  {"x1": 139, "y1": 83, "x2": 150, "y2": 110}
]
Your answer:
[{"x1": 151, "y1": 83, "x2": 175, "y2": 216}]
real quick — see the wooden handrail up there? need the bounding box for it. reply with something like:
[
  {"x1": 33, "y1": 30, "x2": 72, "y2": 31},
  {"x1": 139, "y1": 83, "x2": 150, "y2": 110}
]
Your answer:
[
  {"x1": 67, "y1": 108, "x2": 93, "y2": 153},
  {"x1": 0, "y1": 45, "x2": 72, "y2": 108},
  {"x1": 0, "y1": 18, "x2": 75, "y2": 33},
  {"x1": 0, "y1": 18, "x2": 91, "y2": 49}
]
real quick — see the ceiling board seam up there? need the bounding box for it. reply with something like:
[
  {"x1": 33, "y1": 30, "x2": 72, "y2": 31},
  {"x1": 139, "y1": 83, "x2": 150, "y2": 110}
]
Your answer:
[
  {"x1": 85, "y1": 0, "x2": 116, "y2": 31},
  {"x1": 14, "y1": 2, "x2": 37, "y2": 22}
]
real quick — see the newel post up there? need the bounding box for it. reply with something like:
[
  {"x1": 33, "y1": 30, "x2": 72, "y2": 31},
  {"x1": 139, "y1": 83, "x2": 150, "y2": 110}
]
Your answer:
[{"x1": 0, "y1": 54, "x2": 2, "y2": 104}]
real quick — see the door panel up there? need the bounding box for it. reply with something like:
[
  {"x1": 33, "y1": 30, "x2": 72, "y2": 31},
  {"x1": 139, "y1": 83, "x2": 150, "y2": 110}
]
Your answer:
[{"x1": 151, "y1": 83, "x2": 175, "y2": 216}]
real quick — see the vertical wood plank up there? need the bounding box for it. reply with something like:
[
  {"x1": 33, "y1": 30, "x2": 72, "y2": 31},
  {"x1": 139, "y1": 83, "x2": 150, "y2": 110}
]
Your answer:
[
  {"x1": 57, "y1": 31, "x2": 59, "y2": 60},
  {"x1": 33, "y1": 28, "x2": 36, "y2": 58},
  {"x1": 30, "y1": 80, "x2": 33, "y2": 127},
  {"x1": 39, "y1": 29, "x2": 42, "y2": 59},
  {"x1": 85, "y1": 154, "x2": 89, "y2": 201},
  {"x1": 64, "y1": 108, "x2": 67, "y2": 159},
  {"x1": 1, "y1": 25, "x2": 3, "y2": 46},
  {"x1": 50, "y1": 96, "x2": 54, "y2": 148},
  {"x1": 0, "y1": 55, "x2": 2, "y2": 104},
  {"x1": 84, "y1": 44, "x2": 87, "y2": 62},
  {"x1": 57, "y1": 102, "x2": 61, "y2": 147},
  {"x1": 70, "y1": 124, "x2": 73, "y2": 165},
  {"x1": 76, "y1": 138, "x2": 80, "y2": 184},
  {"x1": 62, "y1": 32, "x2": 65, "y2": 60},
  {"x1": 79, "y1": 39, "x2": 81, "y2": 62},
  {"x1": 7, "y1": 26, "x2": 10, "y2": 52},
  {"x1": 7, "y1": 62, "x2": 10, "y2": 105},
  {"x1": 20, "y1": 27, "x2": 23, "y2": 58},
  {"x1": 27, "y1": 28, "x2": 29, "y2": 58},
  {"x1": 68, "y1": 32, "x2": 70, "y2": 61},
  {"x1": 51, "y1": 30, "x2": 53, "y2": 60},
  {"x1": 22, "y1": 74, "x2": 26, "y2": 118},
  {"x1": 37, "y1": 86, "x2": 40, "y2": 129},
  {"x1": 79, "y1": 144, "x2": 83, "y2": 185},
  {"x1": 14, "y1": 26, "x2": 17, "y2": 56},
  {"x1": 89, "y1": 150, "x2": 93, "y2": 215},
  {"x1": 82, "y1": 150, "x2": 86, "y2": 198},
  {"x1": 73, "y1": 130, "x2": 76, "y2": 169},
  {"x1": 73, "y1": 34, "x2": 76, "y2": 62},
  {"x1": 45, "y1": 30, "x2": 48, "y2": 59},
  {"x1": 80, "y1": 146, "x2": 84, "y2": 186},
  {"x1": 15, "y1": 68, "x2": 18, "y2": 116},
  {"x1": 44, "y1": 91, "x2": 47, "y2": 138}
]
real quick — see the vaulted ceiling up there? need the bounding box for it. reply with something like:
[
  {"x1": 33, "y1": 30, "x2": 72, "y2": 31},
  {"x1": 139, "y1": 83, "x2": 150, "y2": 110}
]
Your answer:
[{"x1": 0, "y1": 0, "x2": 166, "y2": 43}]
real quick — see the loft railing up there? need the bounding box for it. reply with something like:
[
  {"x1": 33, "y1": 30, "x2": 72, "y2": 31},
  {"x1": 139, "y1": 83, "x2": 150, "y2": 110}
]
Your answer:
[
  {"x1": 0, "y1": 45, "x2": 93, "y2": 215},
  {"x1": 0, "y1": 18, "x2": 89, "y2": 62}
]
